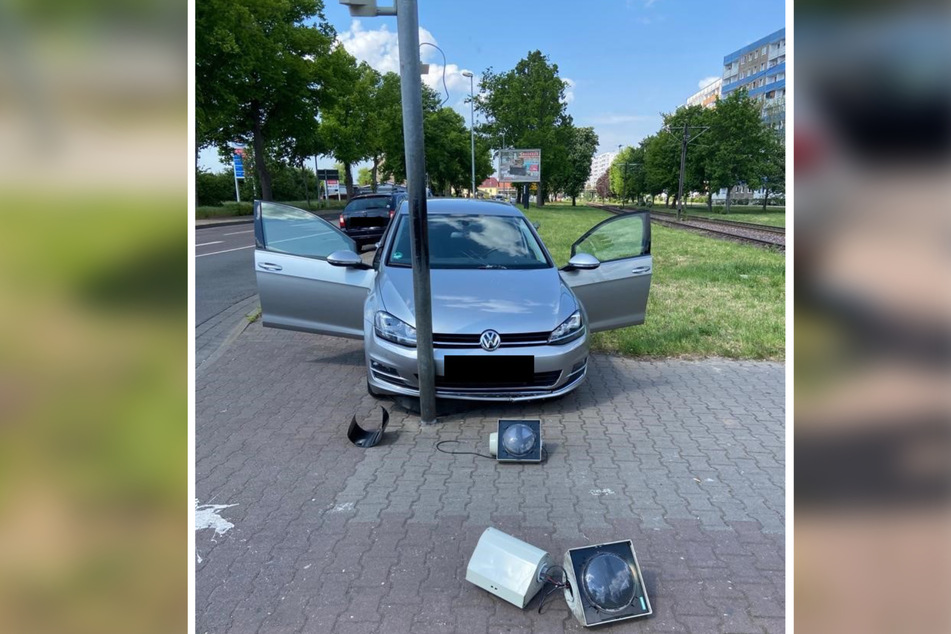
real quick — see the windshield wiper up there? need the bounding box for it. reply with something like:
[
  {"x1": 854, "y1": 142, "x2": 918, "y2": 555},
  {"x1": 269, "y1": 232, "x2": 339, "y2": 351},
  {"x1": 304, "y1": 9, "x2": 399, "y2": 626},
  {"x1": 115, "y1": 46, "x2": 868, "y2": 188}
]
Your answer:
[{"x1": 478, "y1": 264, "x2": 508, "y2": 269}]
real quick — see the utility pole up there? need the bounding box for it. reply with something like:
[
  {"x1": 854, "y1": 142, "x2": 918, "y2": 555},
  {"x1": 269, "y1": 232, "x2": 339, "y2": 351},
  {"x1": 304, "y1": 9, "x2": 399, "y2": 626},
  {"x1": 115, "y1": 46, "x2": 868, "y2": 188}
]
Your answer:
[
  {"x1": 341, "y1": 0, "x2": 436, "y2": 425},
  {"x1": 677, "y1": 123, "x2": 687, "y2": 220},
  {"x1": 462, "y1": 71, "x2": 476, "y2": 197},
  {"x1": 665, "y1": 123, "x2": 709, "y2": 221}
]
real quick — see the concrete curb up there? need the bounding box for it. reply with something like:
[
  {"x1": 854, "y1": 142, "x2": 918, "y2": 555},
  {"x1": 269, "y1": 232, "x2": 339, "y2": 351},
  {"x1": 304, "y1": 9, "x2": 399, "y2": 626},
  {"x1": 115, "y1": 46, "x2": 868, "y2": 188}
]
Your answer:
[
  {"x1": 196, "y1": 216, "x2": 254, "y2": 229},
  {"x1": 196, "y1": 298, "x2": 260, "y2": 376}
]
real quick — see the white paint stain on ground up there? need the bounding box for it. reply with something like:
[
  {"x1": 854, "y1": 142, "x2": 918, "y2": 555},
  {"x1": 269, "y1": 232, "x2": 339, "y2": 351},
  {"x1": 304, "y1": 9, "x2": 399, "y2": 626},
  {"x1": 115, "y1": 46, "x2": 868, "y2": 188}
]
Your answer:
[
  {"x1": 329, "y1": 502, "x2": 355, "y2": 513},
  {"x1": 195, "y1": 499, "x2": 238, "y2": 536},
  {"x1": 589, "y1": 488, "x2": 616, "y2": 497},
  {"x1": 195, "y1": 499, "x2": 237, "y2": 564}
]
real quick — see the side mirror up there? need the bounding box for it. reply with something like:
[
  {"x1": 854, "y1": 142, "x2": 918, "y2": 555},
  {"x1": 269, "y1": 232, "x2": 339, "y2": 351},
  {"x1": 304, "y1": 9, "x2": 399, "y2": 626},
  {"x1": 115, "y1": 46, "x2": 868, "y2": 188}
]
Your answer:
[
  {"x1": 564, "y1": 253, "x2": 600, "y2": 271},
  {"x1": 532, "y1": 222, "x2": 540, "y2": 230},
  {"x1": 327, "y1": 250, "x2": 366, "y2": 268}
]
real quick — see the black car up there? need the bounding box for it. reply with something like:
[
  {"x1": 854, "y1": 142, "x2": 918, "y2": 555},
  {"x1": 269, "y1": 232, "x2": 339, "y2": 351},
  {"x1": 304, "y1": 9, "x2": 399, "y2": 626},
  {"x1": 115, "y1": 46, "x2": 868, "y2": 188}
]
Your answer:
[{"x1": 338, "y1": 192, "x2": 406, "y2": 249}]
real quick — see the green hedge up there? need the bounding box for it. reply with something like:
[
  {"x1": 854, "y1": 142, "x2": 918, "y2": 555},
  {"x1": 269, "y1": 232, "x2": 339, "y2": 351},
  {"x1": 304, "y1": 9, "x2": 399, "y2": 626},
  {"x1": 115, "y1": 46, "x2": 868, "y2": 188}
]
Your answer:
[{"x1": 196, "y1": 163, "x2": 323, "y2": 207}]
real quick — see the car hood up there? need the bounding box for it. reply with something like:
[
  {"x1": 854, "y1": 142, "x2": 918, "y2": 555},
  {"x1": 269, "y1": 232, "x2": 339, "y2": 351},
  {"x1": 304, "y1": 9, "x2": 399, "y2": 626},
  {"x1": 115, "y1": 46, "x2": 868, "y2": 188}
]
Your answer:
[{"x1": 378, "y1": 267, "x2": 577, "y2": 334}]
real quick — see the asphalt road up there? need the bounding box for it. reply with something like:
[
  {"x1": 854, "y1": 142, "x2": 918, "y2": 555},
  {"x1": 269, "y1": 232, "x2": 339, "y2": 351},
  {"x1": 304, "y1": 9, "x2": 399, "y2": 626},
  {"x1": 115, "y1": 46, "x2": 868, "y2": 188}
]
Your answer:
[
  {"x1": 196, "y1": 222, "x2": 258, "y2": 326},
  {"x1": 196, "y1": 211, "x2": 344, "y2": 328}
]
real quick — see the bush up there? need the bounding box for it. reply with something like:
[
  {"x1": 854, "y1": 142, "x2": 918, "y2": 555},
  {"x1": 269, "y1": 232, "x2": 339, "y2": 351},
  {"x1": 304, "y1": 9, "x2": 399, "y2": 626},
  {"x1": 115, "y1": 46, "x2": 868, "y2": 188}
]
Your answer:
[{"x1": 196, "y1": 170, "x2": 238, "y2": 206}]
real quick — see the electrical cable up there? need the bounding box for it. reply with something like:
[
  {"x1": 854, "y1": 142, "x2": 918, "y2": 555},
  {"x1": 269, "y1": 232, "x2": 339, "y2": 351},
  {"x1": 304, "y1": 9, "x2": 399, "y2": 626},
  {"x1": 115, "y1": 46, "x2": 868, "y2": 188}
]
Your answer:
[
  {"x1": 434, "y1": 439, "x2": 550, "y2": 462},
  {"x1": 537, "y1": 568, "x2": 570, "y2": 614},
  {"x1": 418, "y1": 42, "x2": 450, "y2": 106},
  {"x1": 434, "y1": 440, "x2": 494, "y2": 460}
]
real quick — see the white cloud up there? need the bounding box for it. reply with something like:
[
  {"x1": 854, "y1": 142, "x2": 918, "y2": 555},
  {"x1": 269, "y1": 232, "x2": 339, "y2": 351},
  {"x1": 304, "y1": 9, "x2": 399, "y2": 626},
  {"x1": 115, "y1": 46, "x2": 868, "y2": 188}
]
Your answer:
[
  {"x1": 563, "y1": 77, "x2": 576, "y2": 104},
  {"x1": 698, "y1": 76, "x2": 720, "y2": 90},
  {"x1": 337, "y1": 20, "x2": 481, "y2": 121}
]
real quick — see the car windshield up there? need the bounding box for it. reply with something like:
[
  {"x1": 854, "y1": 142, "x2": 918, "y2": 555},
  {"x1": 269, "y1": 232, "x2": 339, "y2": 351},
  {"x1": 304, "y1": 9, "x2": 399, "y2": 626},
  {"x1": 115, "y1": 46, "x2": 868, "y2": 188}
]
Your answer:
[
  {"x1": 386, "y1": 214, "x2": 551, "y2": 269},
  {"x1": 345, "y1": 197, "x2": 388, "y2": 211}
]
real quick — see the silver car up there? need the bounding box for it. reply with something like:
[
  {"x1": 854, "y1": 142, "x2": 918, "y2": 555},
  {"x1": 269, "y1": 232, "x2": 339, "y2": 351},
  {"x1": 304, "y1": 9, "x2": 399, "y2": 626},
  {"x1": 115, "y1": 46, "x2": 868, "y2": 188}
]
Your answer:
[{"x1": 253, "y1": 199, "x2": 652, "y2": 401}]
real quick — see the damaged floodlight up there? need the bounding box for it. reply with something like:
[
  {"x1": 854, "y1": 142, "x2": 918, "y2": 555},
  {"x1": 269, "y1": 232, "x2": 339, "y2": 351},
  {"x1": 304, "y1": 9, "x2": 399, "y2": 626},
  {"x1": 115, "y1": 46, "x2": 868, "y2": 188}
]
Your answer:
[
  {"x1": 488, "y1": 419, "x2": 542, "y2": 462},
  {"x1": 563, "y1": 540, "x2": 652, "y2": 626},
  {"x1": 347, "y1": 406, "x2": 389, "y2": 448},
  {"x1": 466, "y1": 528, "x2": 652, "y2": 627},
  {"x1": 465, "y1": 527, "x2": 553, "y2": 608}
]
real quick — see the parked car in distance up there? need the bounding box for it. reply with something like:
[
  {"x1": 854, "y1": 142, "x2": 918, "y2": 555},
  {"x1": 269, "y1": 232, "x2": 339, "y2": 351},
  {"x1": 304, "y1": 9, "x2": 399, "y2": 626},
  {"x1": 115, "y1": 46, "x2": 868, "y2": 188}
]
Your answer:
[
  {"x1": 338, "y1": 192, "x2": 406, "y2": 249},
  {"x1": 253, "y1": 199, "x2": 653, "y2": 402}
]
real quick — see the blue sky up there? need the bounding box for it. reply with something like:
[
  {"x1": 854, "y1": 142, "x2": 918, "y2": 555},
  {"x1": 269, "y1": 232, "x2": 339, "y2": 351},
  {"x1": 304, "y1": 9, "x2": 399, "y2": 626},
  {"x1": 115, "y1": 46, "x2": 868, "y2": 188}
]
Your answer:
[{"x1": 199, "y1": 0, "x2": 785, "y2": 173}]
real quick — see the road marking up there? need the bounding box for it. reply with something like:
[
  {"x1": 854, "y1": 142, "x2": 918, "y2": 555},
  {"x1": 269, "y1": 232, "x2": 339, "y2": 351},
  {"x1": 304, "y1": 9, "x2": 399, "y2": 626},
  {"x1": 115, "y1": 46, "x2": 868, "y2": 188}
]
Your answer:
[
  {"x1": 196, "y1": 245, "x2": 255, "y2": 257},
  {"x1": 224, "y1": 230, "x2": 253, "y2": 236},
  {"x1": 196, "y1": 240, "x2": 223, "y2": 247}
]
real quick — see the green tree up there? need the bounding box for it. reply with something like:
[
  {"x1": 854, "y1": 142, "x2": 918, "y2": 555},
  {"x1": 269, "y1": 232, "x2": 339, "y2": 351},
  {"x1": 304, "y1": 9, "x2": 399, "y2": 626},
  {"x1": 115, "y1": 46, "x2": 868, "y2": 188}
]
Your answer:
[
  {"x1": 320, "y1": 50, "x2": 381, "y2": 198},
  {"x1": 552, "y1": 126, "x2": 599, "y2": 206},
  {"x1": 373, "y1": 72, "x2": 449, "y2": 188},
  {"x1": 357, "y1": 167, "x2": 373, "y2": 186},
  {"x1": 475, "y1": 51, "x2": 573, "y2": 207},
  {"x1": 610, "y1": 145, "x2": 646, "y2": 205},
  {"x1": 642, "y1": 133, "x2": 678, "y2": 206},
  {"x1": 706, "y1": 89, "x2": 768, "y2": 212},
  {"x1": 757, "y1": 129, "x2": 785, "y2": 209},
  {"x1": 196, "y1": 0, "x2": 337, "y2": 200}
]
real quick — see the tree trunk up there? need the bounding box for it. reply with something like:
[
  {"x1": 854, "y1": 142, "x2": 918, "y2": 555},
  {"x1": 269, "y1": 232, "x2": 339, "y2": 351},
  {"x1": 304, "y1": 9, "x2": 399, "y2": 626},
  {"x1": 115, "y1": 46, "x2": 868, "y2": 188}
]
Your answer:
[
  {"x1": 536, "y1": 182, "x2": 545, "y2": 207},
  {"x1": 371, "y1": 155, "x2": 379, "y2": 192},
  {"x1": 707, "y1": 189, "x2": 713, "y2": 212},
  {"x1": 343, "y1": 162, "x2": 354, "y2": 199},
  {"x1": 571, "y1": 195, "x2": 576, "y2": 207},
  {"x1": 251, "y1": 112, "x2": 272, "y2": 201},
  {"x1": 725, "y1": 186, "x2": 733, "y2": 213},
  {"x1": 762, "y1": 188, "x2": 769, "y2": 211}
]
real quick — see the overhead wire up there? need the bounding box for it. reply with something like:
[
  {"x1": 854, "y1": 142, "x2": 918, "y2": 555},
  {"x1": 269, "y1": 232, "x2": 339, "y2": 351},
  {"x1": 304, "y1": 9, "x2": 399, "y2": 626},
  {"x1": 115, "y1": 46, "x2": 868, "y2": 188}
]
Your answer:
[{"x1": 418, "y1": 41, "x2": 451, "y2": 106}]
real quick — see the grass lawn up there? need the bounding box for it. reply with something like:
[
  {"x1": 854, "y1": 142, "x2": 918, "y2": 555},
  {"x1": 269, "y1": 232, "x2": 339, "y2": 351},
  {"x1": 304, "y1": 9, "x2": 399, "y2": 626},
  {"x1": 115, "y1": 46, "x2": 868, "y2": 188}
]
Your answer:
[{"x1": 524, "y1": 204, "x2": 785, "y2": 360}]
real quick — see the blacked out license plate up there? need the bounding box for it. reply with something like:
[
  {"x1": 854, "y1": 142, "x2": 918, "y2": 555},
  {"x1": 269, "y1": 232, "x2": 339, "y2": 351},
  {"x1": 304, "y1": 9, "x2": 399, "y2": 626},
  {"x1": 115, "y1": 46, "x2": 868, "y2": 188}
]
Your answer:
[{"x1": 444, "y1": 356, "x2": 533, "y2": 385}]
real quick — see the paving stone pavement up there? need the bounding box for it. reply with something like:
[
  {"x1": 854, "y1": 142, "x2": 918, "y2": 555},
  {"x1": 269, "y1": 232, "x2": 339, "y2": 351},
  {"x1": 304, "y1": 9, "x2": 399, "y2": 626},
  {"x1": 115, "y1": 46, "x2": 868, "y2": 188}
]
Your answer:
[{"x1": 196, "y1": 322, "x2": 785, "y2": 633}]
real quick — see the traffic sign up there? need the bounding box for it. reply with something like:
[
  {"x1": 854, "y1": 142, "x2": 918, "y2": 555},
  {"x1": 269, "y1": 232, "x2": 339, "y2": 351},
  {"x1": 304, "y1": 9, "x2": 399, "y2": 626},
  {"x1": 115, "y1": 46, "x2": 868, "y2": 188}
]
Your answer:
[{"x1": 233, "y1": 153, "x2": 245, "y2": 179}]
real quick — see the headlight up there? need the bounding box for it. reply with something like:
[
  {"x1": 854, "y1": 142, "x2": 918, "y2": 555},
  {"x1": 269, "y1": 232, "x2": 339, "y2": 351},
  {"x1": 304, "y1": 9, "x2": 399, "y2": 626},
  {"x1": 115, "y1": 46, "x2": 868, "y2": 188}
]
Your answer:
[
  {"x1": 374, "y1": 311, "x2": 417, "y2": 347},
  {"x1": 549, "y1": 310, "x2": 584, "y2": 344}
]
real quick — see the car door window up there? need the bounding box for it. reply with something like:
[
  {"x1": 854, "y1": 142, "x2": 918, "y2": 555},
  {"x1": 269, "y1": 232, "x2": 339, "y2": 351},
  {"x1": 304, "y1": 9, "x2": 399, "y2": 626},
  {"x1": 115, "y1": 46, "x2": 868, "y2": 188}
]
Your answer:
[
  {"x1": 259, "y1": 201, "x2": 353, "y2": 258},
  {"x1": 572, "y1": 214, "x2": 649, "y2": 262}
]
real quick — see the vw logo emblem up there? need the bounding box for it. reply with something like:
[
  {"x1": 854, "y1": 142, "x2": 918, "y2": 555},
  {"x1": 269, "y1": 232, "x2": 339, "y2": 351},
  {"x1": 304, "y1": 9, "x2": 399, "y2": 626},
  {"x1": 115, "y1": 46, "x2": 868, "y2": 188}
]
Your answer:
[{"x1": 479, "y1": 330, "x2": 501, "y2": 351}]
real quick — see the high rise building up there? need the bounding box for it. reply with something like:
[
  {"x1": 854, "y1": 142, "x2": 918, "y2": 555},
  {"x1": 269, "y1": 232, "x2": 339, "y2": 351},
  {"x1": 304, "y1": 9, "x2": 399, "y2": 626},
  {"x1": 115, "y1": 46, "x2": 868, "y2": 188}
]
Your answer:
[
  {"x1": 586, "y1": 151, "x2": 618, "y2": 190},
  {"x1": 686, "y1": 78, "x2": 722, "y2": 109},
  {"x1": 721, "y1": 28, "x2": 786, "y2": 129}
]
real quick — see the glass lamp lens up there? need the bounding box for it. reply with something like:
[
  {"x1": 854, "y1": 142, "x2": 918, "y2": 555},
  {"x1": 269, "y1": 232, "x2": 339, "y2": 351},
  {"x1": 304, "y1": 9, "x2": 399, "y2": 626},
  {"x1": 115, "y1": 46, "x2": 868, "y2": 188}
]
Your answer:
[
  {"x1": 581, "y1": 553, "x2": 637, "y2": 612},
  {"x1": 501, "y1": 424, "x2": 536, "y2": 456}
]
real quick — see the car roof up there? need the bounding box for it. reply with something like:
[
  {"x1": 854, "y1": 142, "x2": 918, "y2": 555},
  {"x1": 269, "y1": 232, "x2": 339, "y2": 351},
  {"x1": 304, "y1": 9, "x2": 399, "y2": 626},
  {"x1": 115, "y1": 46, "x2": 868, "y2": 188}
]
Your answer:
[
  {"x1": 349, "y1": 193, "x2": 389, "y2": 199},
  {"x1": 397, "y1": 198, "x2": 520, "y2": 216}
]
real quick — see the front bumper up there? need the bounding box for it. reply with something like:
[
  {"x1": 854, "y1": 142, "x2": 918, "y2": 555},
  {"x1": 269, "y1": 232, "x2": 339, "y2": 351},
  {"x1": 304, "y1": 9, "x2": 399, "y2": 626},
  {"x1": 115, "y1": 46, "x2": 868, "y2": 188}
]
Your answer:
[{"x1": 365, "y1": 326, "x2": 589, "y2": 402}]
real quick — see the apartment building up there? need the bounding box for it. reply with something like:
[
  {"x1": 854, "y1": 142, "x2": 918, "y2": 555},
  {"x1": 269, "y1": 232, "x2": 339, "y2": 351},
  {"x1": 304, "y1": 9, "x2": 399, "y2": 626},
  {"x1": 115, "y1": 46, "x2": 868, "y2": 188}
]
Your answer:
[
  {"x1": 585, "y1": 150, "x2": 619, "y2": 189},
  {"x1": 686, "y1": 77, "x2": 722, "y2": 109},
  {"x1": 721, "y1": 28, "x2": 786, "y2": 130}
]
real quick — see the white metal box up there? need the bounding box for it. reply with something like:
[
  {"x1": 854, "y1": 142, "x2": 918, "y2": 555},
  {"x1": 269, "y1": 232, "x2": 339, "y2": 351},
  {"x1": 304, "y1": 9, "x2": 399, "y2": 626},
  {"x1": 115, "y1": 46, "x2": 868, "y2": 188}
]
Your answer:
[{"x1": 465, "y1": 527, "x2": 553, "y2": 608}]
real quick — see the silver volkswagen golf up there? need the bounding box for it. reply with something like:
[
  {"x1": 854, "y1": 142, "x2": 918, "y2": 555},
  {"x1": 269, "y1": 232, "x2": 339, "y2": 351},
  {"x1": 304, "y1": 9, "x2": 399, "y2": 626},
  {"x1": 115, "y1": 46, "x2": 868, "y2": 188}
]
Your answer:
[{"x1": 253, "y1": 198, "x2": 652, "y2": 401}]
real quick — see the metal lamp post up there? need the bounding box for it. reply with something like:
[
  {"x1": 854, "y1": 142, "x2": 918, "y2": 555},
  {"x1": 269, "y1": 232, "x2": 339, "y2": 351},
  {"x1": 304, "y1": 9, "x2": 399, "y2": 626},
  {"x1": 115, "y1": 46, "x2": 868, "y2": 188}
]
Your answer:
[
  {"x1": 340, "y1": 0, "x2": 437, "y2": 424},
  {"x1": 462, "y1": 71, "x2": 476, "y2": 198}
]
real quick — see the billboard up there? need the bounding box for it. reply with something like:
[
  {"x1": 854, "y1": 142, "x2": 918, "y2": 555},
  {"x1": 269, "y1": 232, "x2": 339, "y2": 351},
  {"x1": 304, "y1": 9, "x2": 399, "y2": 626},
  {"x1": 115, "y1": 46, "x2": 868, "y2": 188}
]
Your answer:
[{"x1": 499, "y1": 149, "x2": 540, "y2": 183}]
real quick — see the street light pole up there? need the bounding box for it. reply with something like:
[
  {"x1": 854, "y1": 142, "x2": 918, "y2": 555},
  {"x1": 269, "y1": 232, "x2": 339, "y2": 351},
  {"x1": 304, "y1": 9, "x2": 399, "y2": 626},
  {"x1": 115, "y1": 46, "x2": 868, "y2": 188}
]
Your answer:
[
  {"x1": 462, "y1": 71, "x2": 476, "y2": 197},
  {"x1": 340, "y1": 0, "x2": 436, "y2": 425}
]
